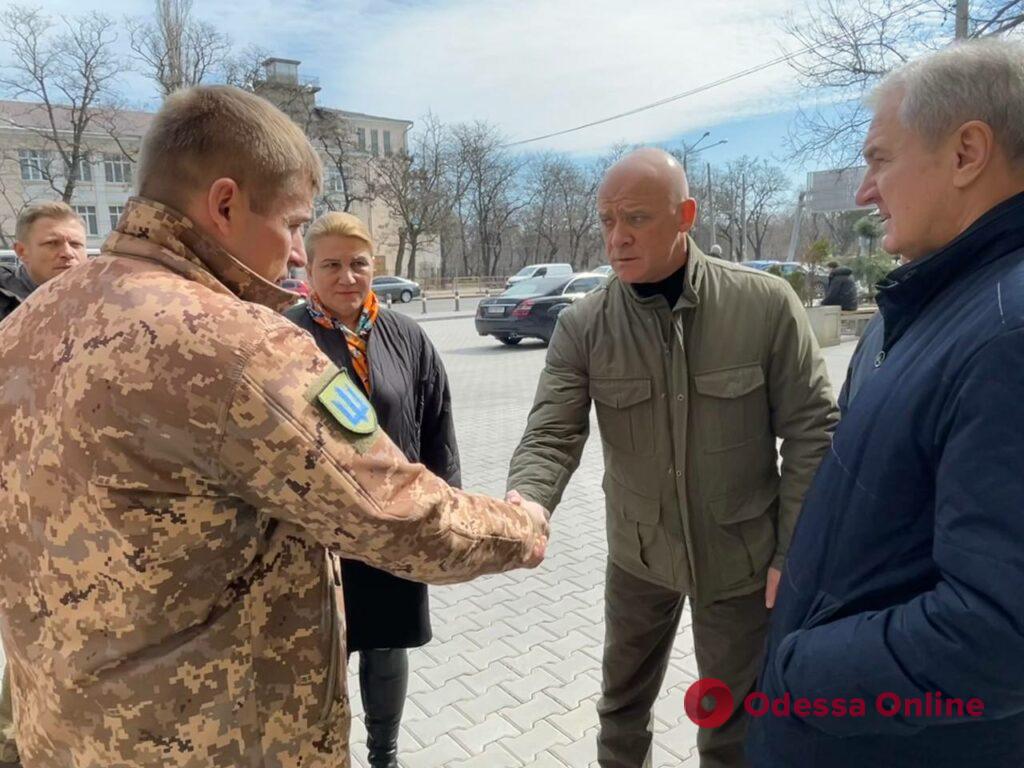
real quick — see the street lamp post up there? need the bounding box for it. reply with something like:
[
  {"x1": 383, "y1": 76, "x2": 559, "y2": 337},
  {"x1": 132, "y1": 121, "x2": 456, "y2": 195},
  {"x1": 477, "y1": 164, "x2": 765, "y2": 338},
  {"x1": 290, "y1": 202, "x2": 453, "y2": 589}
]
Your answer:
[
  {"x1": 679, "y1": 133, "x2": 727, "y2": 253},
  {"x1": 680, "y1": 131, "x2": 727, "y2": 174}
]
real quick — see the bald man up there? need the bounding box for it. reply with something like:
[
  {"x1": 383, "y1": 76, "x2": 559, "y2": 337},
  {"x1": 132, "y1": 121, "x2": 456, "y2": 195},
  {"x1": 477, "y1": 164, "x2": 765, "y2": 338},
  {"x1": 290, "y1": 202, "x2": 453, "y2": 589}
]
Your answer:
[{"x1": 507, "y1": 148, "x2": 837, "y2": 768}]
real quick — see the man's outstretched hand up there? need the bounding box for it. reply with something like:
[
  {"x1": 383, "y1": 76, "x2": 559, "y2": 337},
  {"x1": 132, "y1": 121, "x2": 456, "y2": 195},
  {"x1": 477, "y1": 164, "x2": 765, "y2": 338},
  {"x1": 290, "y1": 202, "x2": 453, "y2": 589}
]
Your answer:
[{"x1": 506, "y1": 489, "x2": 550, "y2": 568}]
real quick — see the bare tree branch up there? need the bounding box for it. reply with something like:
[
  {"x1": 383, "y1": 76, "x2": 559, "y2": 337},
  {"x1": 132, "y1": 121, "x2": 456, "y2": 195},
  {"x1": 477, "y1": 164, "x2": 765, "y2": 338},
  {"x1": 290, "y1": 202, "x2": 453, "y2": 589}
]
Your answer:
[
  {"x1": 127, "y1": 0, "x2": 232, "y2": 96},
  {"x1": 367, "y1": 113, "x2": 456, "y2": 278},
  {"x1": 0, "y1": 5, "x2": 123, "y2": 202},
  {"x1": 782, "y1": 0, "x2": 1024, "y2": 164}
]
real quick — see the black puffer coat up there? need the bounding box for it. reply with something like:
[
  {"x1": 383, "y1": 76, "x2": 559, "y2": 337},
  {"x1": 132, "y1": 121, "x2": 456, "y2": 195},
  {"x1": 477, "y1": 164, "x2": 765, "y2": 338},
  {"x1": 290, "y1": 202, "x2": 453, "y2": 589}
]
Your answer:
[
  {"x1": 285, "y1": 303, "x2": 460, "y2": 651},
  {"x1": 822, "y1": 266, "x2": 858, "y2": 311}
]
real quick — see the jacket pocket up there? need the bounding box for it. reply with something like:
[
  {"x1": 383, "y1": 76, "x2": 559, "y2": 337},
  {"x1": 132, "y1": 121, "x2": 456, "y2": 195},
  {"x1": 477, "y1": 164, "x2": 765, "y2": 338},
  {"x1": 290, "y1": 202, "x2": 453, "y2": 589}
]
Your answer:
[
  {"x1": 590, "y1": 377, "x2": 655, "y2": 456},
  {"x1": 706, "y1": 478, "x2": 779, "y2": 590},
  {"x1": 693, "y1": 364, "x2": 770, "y2": 453},
  {"x1": 603, "y1": 475, "x2": 671, "y2": 581}
]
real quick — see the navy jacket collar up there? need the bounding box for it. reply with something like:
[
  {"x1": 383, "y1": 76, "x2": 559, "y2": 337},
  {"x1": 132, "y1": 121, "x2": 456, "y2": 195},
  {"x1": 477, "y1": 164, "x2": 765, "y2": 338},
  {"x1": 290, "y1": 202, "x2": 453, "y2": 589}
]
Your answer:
[{"x1": 876, "y1": 191, "x2": 1024, "y2": 353}]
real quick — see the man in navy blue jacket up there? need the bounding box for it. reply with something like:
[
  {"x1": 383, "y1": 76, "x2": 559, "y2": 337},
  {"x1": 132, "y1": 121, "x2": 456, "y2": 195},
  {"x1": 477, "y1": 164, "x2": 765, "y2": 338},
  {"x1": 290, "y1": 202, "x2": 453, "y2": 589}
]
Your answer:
[{"x1": 747, "y1": 39, "x2": 1024, "y2": 767}]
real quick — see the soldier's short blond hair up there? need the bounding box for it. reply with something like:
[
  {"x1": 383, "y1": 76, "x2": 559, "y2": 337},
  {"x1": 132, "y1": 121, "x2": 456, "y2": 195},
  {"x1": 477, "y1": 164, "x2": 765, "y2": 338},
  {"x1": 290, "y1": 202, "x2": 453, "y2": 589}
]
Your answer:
[
  {"x1": 136, "y1": 85, "x2": 324, "y2": 214},
  {"x1": 15, "y1": 201, "x2": 83, "y2": 243},
  {"x1": 305, "y1": 211, "x2": 374, "y2": 263}
]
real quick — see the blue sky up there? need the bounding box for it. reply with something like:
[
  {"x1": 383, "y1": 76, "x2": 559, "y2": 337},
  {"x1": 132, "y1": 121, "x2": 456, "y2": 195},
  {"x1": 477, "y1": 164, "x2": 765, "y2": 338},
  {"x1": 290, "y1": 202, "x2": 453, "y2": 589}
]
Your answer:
[{"x1": 17, "y1": 0, "x2": 835, "y2": 184}]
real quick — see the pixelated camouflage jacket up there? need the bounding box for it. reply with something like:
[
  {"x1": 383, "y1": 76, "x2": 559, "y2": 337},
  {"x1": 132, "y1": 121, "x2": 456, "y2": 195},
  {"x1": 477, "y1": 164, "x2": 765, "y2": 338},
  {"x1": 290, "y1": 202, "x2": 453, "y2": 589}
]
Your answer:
[{"x1": 0, "y1": 197, "x2": 542, "y2": 768}]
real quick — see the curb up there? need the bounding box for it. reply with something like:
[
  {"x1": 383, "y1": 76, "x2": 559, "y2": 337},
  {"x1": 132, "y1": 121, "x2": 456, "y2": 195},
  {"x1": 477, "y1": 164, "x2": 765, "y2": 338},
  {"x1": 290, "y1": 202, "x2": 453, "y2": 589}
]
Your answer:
[{"x1": 405, "y1": 311, "x2": 477, "y2": 323}]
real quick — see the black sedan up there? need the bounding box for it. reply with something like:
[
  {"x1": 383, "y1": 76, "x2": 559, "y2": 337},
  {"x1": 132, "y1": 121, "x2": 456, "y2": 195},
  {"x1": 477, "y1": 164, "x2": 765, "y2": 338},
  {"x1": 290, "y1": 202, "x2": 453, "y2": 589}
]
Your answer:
[{"x1": 475, "y1": 273, "x2": 606, "y2": 345}]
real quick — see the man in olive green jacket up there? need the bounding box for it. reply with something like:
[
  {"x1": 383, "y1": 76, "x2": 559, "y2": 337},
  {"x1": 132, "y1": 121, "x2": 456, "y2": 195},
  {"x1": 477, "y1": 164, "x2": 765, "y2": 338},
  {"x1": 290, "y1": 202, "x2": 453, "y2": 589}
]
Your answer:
[{"x1": 507, "y1": 148, "x2": 837, "y2": 768}]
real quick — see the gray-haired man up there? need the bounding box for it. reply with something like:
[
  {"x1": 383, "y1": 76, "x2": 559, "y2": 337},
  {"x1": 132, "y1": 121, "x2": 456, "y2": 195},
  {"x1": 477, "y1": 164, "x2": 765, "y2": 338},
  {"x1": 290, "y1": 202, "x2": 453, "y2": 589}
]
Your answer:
[{"x1": 750, "y1": 37, "x2": 1024, "y2": 768}]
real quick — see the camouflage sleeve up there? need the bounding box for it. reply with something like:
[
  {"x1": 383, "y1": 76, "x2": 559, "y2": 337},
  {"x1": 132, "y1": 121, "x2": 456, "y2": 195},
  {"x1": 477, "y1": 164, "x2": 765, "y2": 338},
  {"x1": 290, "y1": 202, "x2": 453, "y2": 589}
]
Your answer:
[{"x1": 216, "y1": 320, "x2": 541, "y2": 585}]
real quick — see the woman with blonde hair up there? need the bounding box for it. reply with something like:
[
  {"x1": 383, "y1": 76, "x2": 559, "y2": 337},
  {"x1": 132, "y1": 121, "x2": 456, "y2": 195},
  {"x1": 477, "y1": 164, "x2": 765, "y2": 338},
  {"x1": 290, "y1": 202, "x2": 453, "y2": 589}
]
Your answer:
[{"x1": 285, "y1": 212, "x2": 459, "y2": 768}]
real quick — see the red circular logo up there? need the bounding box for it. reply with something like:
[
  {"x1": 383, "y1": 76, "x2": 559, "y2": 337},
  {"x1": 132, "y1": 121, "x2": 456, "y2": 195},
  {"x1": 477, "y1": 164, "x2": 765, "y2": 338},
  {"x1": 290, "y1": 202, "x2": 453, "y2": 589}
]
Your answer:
[{"x1": 684, "y1": 678, "x2": 735, "y2": 729}]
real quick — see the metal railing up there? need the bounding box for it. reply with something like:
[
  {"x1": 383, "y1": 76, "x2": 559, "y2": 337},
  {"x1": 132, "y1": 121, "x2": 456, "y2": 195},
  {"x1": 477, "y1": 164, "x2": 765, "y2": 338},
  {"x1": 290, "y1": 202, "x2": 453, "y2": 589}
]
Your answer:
[{"x1": 413, "y1": 275, "x2": 510, "y2": 296}]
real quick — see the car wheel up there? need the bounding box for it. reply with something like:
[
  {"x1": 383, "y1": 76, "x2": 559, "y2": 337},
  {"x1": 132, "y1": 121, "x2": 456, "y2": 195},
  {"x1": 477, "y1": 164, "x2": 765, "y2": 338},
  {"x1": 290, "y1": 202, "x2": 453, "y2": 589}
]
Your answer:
[
  {"x1": 496, "y1": 335, "x2": 522, "y2": 346},
  {"x1": 400, "y1": 290, "x2": 413, "y2": 303}
]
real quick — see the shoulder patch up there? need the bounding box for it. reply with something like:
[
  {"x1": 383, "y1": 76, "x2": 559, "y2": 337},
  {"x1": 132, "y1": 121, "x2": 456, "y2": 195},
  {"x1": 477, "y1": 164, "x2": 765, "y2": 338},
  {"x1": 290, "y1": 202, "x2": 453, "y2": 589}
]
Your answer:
[{"x1": 317, "y1": 370, "x2": 378, "y2": 435}]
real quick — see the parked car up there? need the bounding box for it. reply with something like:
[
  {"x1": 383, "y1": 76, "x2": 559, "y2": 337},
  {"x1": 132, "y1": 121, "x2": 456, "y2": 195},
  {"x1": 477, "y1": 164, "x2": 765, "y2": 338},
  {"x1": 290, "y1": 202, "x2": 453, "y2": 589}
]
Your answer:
[
  {"x1": 280, "y1": 278, "x2": 310, "y2": 298},
  {"x1": 476, "y1": 272, "x2": 607, "y2": 345},
  {"x1": 505, "y1": 262, "x2": 573, "y2": 289},
  {"x1": 371, "y1": 275, "x2": 421, "y2": 303},
  {"x1": 591, "y1": 264, "x2": 613, "y2": 276}
]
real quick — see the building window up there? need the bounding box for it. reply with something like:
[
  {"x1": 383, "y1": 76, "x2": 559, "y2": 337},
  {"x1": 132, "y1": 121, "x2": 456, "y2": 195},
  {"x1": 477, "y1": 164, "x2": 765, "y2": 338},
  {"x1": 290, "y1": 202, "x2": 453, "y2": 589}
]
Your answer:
[
  {"x1": 18, "y1": 149, "x2": 49, "y2": 181},
  {"x1": 356, "y1": 128, "x2": 366, "y2": 152},
  {"x1": 325, "y1": 166, "x2": 344, "y2": 194},
  {"x1": 73, "y1": 155, "x2": 93, "y2": 183},
  {"x1": 73, "y1": 205, "x2": 98, "y2": 236},
  {"x1": 108, "y1": 205, "x2": 125, "y2": 231},
  {"x1": 371, "y1": 129, "x2": 379, "y2": 157},
  {"x1": 103, "y1": 153, "x2": 132, "y2": 184},
  {"x1": 383, "y1": 130, "x2": 392, "y2": 156}
]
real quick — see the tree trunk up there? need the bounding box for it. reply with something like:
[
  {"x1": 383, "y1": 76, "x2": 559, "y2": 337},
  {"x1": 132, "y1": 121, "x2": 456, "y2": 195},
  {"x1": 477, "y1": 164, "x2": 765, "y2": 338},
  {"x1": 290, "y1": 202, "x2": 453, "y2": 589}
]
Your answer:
[
  {"x1": 406, "y1": 231, "x2": 418, "y2": 279},
  {"x1": 438, "y1": 231, "x2": 448, "y2": 279},
  {"x1": 393, "y1": 228, "x2": 408, "y2": 277}
]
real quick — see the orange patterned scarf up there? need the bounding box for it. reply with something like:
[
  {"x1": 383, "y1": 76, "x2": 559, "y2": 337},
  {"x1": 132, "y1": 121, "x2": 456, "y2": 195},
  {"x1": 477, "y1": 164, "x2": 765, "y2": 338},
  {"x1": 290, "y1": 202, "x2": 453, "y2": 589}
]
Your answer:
[{"x1": 307, "y1": 290, "x2": 380, "y2": 392}]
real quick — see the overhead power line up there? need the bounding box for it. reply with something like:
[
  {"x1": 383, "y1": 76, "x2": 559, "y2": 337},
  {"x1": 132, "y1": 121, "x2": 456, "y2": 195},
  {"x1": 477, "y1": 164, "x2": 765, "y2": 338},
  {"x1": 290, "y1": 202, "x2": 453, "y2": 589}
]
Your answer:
[{"x1": 505, "y1": 0, "x2": 933, "y2": 148}]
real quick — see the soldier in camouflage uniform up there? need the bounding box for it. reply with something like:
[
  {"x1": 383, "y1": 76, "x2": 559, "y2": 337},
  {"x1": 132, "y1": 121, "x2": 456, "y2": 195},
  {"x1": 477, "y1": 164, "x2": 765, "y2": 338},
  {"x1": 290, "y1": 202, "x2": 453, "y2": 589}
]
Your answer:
[{"x1": 0, "y1": 86, "x2": 548, "y2": 768}]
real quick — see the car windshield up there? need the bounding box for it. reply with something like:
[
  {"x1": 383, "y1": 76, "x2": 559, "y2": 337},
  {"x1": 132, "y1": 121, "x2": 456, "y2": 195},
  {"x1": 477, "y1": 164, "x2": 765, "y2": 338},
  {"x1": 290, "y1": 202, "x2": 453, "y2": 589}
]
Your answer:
[
  {"x1": 502, "y1": 277, "x2": 567, "y2": 297},
  {"x1": 513, "y1": 266, "x2": 535, "y2": 277},
  {"x1": 564, "y1": 277, "x2": 603, "y2": 294}
]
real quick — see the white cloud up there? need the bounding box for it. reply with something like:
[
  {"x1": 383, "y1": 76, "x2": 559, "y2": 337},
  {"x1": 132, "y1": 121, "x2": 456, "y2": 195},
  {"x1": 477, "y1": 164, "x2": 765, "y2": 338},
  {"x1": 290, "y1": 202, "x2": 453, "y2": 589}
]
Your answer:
[
  {"x1": 16, "y1": 0, "x2": 807, "y2": 153},
  {"x1": 334, "y1": 0, "x2": 804, "y2": 152}
]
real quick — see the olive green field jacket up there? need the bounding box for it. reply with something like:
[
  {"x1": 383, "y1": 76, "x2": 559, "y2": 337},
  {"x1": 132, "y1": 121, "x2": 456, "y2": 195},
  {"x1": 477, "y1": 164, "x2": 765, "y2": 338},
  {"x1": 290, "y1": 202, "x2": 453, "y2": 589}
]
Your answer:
[{"x1": 508, "y1": 241, "x2": 838, "y2": 605}]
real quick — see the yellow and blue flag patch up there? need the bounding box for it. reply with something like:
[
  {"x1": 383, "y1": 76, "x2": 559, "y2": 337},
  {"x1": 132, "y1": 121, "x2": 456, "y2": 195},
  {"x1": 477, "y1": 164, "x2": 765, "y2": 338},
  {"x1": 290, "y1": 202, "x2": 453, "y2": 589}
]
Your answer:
[{"x1": 317, "y1": 371, "x2": 378, "y2": 435}]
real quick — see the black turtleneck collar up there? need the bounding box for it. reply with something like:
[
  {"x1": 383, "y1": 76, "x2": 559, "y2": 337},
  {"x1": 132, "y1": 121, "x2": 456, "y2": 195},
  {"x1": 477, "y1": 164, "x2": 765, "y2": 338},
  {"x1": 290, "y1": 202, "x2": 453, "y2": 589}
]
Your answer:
[{"x1": 632, "y1": 261, "x2": 688, "y2": 309}]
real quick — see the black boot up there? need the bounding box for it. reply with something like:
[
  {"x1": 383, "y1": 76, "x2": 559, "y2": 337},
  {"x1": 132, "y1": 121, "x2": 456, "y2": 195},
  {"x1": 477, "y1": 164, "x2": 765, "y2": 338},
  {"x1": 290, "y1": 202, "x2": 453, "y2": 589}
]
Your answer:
[{"x1": 360, "y1": 648, "x2": 408, "y2": 768}]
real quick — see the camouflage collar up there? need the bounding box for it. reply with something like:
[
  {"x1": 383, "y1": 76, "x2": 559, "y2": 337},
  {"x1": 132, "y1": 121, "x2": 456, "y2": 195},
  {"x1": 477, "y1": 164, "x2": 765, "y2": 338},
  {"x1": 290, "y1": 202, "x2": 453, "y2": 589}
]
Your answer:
[{"x1": 103, "y1": 197, "x2": 298, "y2": 313}]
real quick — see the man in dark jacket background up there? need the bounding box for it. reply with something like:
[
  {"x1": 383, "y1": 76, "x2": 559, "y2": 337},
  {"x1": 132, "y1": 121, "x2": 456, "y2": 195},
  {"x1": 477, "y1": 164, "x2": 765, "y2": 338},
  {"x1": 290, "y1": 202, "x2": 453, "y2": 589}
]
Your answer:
[
  {"x1": 0, "y1": 201, "x2": 86, "y2": 324},
  {"x1": 820, "y1": 261, "x2": 858, "y2": 311},
  {"x1": 748, "y1": 38, "x2": 1024, "y2": 768}
]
